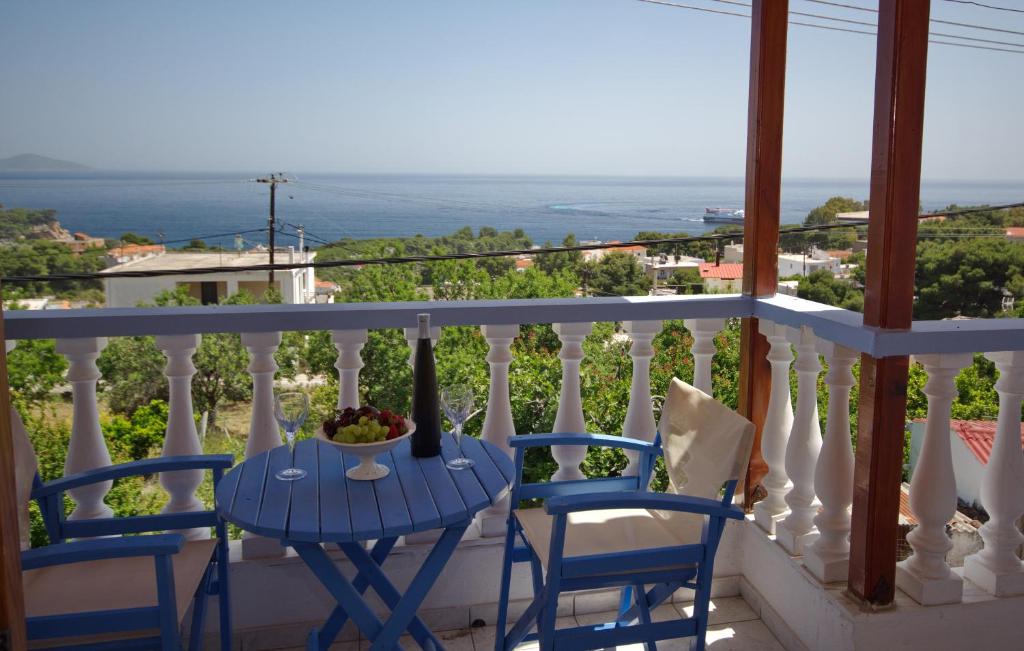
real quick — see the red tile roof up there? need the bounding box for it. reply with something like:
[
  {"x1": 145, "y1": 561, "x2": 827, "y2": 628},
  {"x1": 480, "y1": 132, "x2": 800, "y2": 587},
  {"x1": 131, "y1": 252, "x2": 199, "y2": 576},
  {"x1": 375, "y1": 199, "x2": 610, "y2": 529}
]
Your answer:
[
  {"x1": 698, "y1": 262, "x2": 744, "y2": 280},
  {"x1": 950, "y1": 420, "x2": 1024, "y2": 465},
  {"x1": 1006, "y1": 227, "x2": 1024, "y2": 239},
  {"x1": 916, "y1": 418, "x2": 1024, "y2": 465},
  {"x1": 515, "y1": 258, "x2": 534, "y2": 269}
]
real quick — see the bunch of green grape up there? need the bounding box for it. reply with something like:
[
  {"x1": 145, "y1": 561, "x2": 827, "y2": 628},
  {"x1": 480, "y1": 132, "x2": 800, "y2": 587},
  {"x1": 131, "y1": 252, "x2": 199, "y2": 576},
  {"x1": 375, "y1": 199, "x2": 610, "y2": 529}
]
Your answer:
[{"x1": 335, "y1": 416, "x2": 391, "y2": 444}]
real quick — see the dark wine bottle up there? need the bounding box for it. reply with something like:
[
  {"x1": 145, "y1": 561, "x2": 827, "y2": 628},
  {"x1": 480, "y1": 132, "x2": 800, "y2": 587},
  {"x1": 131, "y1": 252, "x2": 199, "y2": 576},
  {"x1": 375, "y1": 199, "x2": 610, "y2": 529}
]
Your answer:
[{"x1": 410, "y1": 313, "x2": 442, "y2": 458}]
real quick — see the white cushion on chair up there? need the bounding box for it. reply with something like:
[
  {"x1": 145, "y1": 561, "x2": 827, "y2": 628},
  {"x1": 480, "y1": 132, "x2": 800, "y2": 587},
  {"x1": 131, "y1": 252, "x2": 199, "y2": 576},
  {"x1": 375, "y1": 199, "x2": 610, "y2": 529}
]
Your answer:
[
  {"x1": 517, "y1": 379, "x2": 753, "y2": 569},
  {"x1": 516, "y1": 507, "x2": 702, "y2": 569},
  {"x1": 23, "y1": 538, "x2": 216, "y2": 648},
  {"x1": 653, "y1": 378, "x2": 754, "y2": 534}
]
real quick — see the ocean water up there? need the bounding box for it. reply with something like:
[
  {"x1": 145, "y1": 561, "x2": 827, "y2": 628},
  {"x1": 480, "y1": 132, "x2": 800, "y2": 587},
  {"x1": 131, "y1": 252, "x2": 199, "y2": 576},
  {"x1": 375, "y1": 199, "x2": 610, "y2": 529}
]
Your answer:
[{"x1": 0, "y1": 173, "x2": 1020, "y2": 248}]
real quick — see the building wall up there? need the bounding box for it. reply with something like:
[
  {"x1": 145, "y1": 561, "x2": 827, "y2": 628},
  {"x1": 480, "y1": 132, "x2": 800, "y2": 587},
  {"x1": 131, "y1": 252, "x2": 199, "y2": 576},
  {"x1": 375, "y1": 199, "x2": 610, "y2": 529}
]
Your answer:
[
  {"x1": 908, "y1": 422, "x2": 984, "y2": 506},
  {"x1": 777, "y1": 255, "x2": 840, "y2": 278},
  {"x1": 106, "y1": 271, "x2": 300, "y2": 307},
  {"x1": 703, "y1": 277, "x2": 742, "y2": 293}
]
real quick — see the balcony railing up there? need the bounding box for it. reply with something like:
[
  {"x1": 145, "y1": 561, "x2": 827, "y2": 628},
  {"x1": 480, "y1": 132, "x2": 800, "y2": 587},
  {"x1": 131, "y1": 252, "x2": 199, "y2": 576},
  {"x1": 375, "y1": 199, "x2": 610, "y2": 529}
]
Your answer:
[{"x1": 6, "y1": 293, "x2": 1024, "y2": 647}]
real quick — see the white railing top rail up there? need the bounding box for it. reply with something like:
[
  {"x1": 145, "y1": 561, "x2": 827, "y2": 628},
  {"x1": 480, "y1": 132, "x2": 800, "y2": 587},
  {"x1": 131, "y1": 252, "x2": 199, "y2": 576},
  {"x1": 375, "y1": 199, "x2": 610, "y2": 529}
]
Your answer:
[
  {"x1": 4, "y1": 294, "x2": 753, "y2": 340},
  {"x1": 6, "y1": 293, "x2": 1023, "y2": 357}
]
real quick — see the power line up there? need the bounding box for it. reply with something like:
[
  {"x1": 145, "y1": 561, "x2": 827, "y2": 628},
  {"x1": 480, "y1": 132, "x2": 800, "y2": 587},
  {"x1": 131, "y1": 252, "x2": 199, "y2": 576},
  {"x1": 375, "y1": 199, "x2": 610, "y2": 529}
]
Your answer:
[
  {"x1": 944, "y1": 0, "x2": 1024, "y2": 14},
  {"x1": 638, "y1": 0, "x2": 1024, "y2": 51},
  {"x1": 802, "y1": 0, "x2": 1024, "y2": 36},
  {"x1": 4, "y1": 202, "x2": 1021, "y2": 284}
]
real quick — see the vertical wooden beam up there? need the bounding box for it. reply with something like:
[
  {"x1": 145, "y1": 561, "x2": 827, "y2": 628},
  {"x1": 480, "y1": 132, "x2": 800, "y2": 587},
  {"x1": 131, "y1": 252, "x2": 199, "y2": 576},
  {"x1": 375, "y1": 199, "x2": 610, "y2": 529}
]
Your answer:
[
  {"x1": 0, "y1": 294, "x2": 28, "y2": 649},
  {"x1": 738, "y1": 0, "x2": 788, "y2": 509},
  {"x1": 848, "y1": 0, "x2": 931, "y2": 606}
]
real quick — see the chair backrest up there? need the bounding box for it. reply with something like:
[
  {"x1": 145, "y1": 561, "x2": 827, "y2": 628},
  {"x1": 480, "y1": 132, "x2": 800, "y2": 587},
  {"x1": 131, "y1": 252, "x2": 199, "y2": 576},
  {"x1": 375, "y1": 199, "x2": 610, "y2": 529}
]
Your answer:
[{"x1": 653, "y1": 378, "x2": 754, "y2": 534}]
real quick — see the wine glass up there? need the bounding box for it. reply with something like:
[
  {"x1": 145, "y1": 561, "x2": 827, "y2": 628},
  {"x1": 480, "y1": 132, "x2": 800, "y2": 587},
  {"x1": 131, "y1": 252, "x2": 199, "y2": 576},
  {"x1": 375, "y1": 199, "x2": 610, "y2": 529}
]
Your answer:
[
  {"x1": 274, "y1": 392, "x2": 309, "y2": 481},
  {"x1": 441, "y1": 385, "x2": 475, "y2": 470}
]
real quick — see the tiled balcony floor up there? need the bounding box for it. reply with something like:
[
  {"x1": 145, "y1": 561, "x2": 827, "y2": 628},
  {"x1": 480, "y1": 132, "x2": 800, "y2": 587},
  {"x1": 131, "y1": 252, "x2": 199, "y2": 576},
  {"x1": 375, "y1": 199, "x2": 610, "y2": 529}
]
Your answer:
[{"x1": 274, "y1": 597, "x2": 784, "y2": 651}]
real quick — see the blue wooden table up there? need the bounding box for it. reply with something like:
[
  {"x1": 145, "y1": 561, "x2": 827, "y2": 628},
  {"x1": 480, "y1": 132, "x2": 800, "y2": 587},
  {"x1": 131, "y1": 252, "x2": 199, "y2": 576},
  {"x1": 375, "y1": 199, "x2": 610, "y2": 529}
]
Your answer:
[{"x1": 216, "y1": 433, "x2": 514, "y2": 651}]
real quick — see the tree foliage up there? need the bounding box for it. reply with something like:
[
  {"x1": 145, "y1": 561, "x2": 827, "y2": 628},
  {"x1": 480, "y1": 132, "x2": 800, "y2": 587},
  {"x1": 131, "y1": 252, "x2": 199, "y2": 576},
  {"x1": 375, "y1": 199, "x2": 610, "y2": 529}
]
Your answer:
[{"x1": 584, "y1": 252, "x2": 652, "y2": 297}]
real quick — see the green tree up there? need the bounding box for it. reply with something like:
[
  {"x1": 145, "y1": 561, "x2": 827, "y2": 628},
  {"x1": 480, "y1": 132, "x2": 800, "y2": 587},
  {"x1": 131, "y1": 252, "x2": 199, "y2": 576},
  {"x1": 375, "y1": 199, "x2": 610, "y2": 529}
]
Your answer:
[
  {"x1": 781, "y1": 196, "x2": 864, "y2": 253},
  {"x1": 586, "y1": 252, "x2": 652, "y2": 297},
  {"x1": 118, "y1": 232, "x2": 154, "y2": 245},
  {"x1": 536, "y1": 233, "x2": 582, "y2": 278},
  {"x1": 6, "y1": 339, "x2": 67, "y2": 407},
  {"x1": 915, "y1": 238, "x2": 1024, "y2": 318},
  {"x1": 667, "y1": 268, "x2": 702, "y2": 295},
  {"x1": 796, "y1": 270, "x2": 864, "y2": 311}
]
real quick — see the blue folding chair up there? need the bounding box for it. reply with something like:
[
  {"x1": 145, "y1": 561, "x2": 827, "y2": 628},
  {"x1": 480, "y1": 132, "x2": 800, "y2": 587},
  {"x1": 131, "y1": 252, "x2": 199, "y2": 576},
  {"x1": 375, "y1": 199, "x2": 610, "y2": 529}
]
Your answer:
[
  {"x1": 496, "y1": 379, "x2": 754, "y2": 651},
  {"x1": 21, "y1": 454, "x2": 235, "y2": 650}
]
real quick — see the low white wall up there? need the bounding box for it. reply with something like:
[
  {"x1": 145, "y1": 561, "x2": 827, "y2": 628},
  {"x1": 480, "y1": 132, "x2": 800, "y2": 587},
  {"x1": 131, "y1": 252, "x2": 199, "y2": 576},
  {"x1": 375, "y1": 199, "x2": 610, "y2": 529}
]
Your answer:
[{"x1": 740, "y1": 515, "x2": 1024, "y2": 651}]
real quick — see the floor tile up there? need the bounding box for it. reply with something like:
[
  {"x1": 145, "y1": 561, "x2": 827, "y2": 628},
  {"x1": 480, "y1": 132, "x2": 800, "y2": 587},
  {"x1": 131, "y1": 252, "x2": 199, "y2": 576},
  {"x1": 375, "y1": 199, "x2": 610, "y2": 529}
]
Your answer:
[
  {"x1": 675, "y1": 597, "x2": 759, "y2": 626},
  {"x1": 470, "y1": 617, "x2": 576, "y2": 651}
]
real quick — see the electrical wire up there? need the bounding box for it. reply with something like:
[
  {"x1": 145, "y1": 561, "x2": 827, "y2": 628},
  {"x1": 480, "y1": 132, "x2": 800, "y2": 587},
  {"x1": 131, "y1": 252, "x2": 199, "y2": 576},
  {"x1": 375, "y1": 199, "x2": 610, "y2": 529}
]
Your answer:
[
  {"x1": 4, "y1": 202, "x2": 1021, "y2": 284},
  {"x1": 636, "y1": 0, "x2": 1024, "y2": 52},
  {"x1": 944, "y1": 0, "x2": 1024, "y2": 13},
  {"x1": 802, "y1": 0, "x2": 1024, "y2": 36}
]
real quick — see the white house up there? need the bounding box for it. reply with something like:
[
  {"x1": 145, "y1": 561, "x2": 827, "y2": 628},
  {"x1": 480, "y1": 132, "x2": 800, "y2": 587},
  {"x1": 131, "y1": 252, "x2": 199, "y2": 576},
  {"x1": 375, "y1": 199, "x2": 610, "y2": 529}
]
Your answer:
[
  {"x1": 642, "y1": 254, "x2": 703, "y2": 285},
  {"x1": 103, "y1": 248, "x2": 318, "y2": 307},
  {"x1": 726, "y1": 243, "x2": 842, "y2": 278}
]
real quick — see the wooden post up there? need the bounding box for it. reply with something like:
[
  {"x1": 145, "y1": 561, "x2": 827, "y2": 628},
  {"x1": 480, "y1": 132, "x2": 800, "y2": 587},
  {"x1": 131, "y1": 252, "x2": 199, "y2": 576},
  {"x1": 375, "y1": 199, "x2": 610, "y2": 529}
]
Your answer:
[
  {"x1": 738, "y1": 0, "x2": 788, "y2": 509},
  {"x1": 0, "y1": 296, "x2": 28, "y2": 649},
  {"x1": 848, "y1": 0, "x2": 931, "y2": 606}
]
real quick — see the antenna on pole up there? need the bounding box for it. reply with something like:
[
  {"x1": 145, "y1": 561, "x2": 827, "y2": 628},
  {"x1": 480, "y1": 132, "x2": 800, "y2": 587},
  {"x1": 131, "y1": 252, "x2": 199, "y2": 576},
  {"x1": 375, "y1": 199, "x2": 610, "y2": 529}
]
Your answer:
[{"x1": 254, "y1": 173, "x2": 291, "y2": 287}]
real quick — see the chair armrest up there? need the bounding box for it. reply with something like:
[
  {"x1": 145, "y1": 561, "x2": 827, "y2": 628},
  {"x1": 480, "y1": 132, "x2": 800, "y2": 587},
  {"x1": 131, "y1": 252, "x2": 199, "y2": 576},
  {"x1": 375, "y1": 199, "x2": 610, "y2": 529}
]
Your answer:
[
  {"x1": 507, "y1": 433, "x2": 659, "y2": 454},
  {"x1": 20, "y1": 534, "x2": 185, "y2": 571},
  {"x1": 32, "y1": 454, "x2": 235, "y2": 499},
  {"x1": 544, "y1": 491, "x2": 744, "y2": 520}
]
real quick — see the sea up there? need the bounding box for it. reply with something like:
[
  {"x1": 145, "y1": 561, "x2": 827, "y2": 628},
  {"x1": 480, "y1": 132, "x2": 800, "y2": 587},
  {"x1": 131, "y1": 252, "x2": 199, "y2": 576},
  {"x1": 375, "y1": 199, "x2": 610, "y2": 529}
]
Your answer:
[{"x1": 0, "y1": 173, "x2": 1020, "y2": 249}]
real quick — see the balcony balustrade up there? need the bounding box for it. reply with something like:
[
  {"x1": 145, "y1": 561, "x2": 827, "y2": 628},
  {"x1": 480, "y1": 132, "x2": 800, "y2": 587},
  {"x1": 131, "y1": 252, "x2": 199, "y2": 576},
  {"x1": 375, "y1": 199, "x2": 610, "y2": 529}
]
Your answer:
[{"x1": 5, "y1": 293, "x2": 1024, "y2": 650}]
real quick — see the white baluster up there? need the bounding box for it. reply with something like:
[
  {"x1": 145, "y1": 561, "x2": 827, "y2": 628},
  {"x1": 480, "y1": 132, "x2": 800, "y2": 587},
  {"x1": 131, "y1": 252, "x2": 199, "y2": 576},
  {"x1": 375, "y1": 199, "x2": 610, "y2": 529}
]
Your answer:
[
  {"x1": 804, "y1": 341, "x2": 857, "y2": 582},
  {"x1": 778, "y1": 326, "x2": 823, "y2": 555},
  {"x1": 622, "y1": 320, "x2": 662, "y2": 476},
  {"x1": 551, "y1": 322, "x2": 592, "y2": 482},
  {"x1": 683, "y1": 318, "x2": 725, "y2": 395},
  {"x1": 155, "y1": 334, "x2": 207, "y2": 540},
  {"x1": 241, "y1": 331, "x2": 283, "y2": 459},
  {"x1": 964, "y1": 351, "x2": 1024, "y2": 596},
  {"x1": 477, "y1": 324, "x2": 519, "y2": 537},
  {"x1": 6, "y1": 341, "x2": 38, "y2": 550},
  {"x1": 333, "y1": 329, "x2": 368, "y2": 410},
  {"x1": 404, "y1": 325, "x2": 440, "y2": 368},
  {"x1": 240, "y1": 331, "x2": 284, "y2": 559},
  {"x1": 57, "y1": 337, "x2": 113, "y2": 521},
  {"x1": 753, "y1": 321, "x2": 795, "y2": 534},
  {"x1": 896, "y1": 353, "x2": 972, "y2": 605}
]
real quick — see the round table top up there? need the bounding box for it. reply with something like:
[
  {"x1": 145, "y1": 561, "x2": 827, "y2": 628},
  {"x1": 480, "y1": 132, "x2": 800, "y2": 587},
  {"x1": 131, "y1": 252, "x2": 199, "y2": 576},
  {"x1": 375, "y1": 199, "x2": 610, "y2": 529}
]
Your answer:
[{"x1": 215, "y1": 432, "x2": 515, "y2": 543}]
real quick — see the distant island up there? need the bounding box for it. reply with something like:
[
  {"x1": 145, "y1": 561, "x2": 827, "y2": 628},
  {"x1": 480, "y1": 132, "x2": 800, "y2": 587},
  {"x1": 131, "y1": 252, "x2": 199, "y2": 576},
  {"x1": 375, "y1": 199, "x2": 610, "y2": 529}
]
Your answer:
[{"x1": 0, "y1": 153, "x2": 91, "y2": 172}]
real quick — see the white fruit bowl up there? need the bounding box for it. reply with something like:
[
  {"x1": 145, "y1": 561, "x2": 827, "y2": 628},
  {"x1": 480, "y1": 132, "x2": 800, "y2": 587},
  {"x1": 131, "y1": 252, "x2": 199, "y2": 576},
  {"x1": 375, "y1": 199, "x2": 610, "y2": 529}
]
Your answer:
[{"x1": 317, "y1": 418, "x2": 416, "y2": 481}]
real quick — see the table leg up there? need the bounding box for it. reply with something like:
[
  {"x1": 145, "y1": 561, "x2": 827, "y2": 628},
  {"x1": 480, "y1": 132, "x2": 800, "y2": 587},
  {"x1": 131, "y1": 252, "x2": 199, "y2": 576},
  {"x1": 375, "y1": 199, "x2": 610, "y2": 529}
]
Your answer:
[
  {"x1": 338, "y1": 541, "x2": 444, "y2": 651},
  {"x1": 369, "y1": 524, "x2": 469, "y2": 651},
  {"x1": 318, "y1": 538, "x2": 399, "y2": 649},
  {"x1": 292, "y1": 542, "x2": 385, "y2": 644}
]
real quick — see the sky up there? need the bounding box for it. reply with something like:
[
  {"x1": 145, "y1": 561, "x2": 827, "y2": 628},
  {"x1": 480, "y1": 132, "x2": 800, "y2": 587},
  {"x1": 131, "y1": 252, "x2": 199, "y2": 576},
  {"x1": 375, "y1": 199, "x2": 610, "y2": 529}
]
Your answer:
[{"x1": 1, "y1": 0, "x2": 1022, "y2": 180}]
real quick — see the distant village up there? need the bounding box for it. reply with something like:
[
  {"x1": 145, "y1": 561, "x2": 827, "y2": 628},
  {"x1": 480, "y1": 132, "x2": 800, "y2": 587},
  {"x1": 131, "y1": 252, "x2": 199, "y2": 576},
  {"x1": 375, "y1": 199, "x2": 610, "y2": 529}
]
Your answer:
[{"x1": 10, "y1": 207, "x2": 1024, "y2": 312}]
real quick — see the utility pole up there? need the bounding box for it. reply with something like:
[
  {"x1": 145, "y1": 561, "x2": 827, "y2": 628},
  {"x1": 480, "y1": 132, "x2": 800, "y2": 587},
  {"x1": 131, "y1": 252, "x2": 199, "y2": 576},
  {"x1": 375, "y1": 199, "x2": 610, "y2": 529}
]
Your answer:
[{"x1": 255, "y1": 173, "x2": 290, "y2": 287}]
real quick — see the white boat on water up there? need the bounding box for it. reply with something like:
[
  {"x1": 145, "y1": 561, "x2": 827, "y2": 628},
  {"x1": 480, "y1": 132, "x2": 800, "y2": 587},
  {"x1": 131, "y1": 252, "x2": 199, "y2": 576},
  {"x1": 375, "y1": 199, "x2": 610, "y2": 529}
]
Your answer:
[{"x1": 703, "y1": 208, "x2": 745, "y2": 224}]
